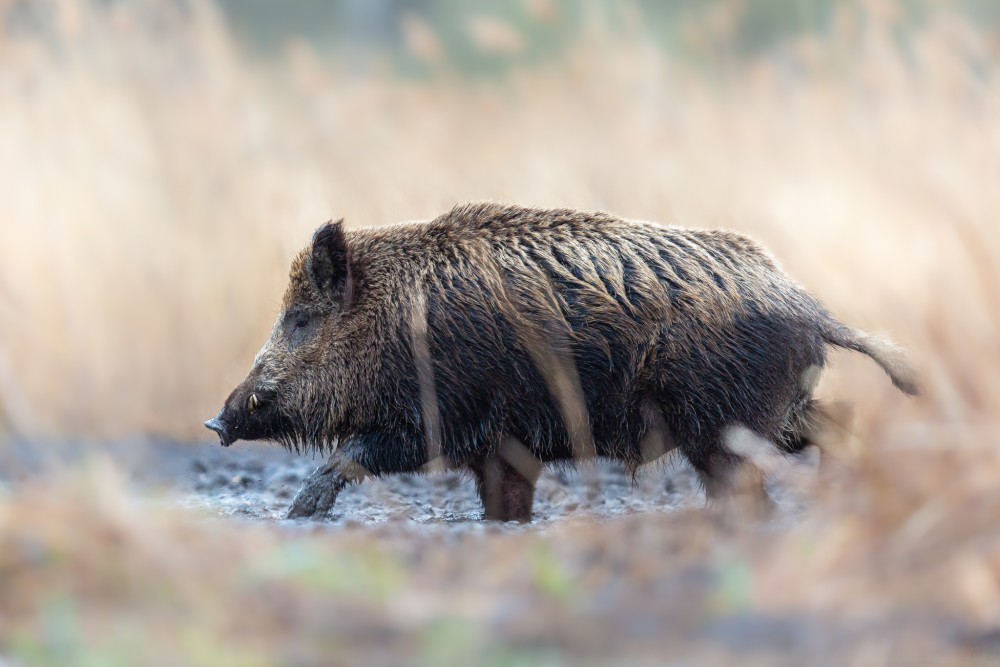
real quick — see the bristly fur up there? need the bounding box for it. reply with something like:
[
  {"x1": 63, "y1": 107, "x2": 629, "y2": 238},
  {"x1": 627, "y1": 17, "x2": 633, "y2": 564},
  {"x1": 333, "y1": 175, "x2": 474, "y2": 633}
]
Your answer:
[{"x1": 212, "y1": 202, "x2": 918, "y2": 519}]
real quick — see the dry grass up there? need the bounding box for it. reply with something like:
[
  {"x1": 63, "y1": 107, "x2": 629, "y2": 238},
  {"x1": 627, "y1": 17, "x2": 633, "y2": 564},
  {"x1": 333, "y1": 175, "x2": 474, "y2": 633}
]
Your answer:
[{"x1": 1, "y1": 0, "x2": 999, "y2": 664}]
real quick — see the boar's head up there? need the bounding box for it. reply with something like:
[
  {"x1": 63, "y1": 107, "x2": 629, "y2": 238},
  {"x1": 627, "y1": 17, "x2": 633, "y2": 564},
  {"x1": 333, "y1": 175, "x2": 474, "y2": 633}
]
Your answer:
[{"x1": 204, "y1": 220, "x2": 357, "y2": 452}]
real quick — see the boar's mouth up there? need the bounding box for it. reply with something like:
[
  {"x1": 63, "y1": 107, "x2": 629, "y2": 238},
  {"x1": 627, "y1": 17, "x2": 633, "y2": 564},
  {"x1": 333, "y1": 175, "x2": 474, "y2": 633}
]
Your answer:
[
  {"x1": 203, "y1": 390, "x2": 295, "y2": 448},
  {"x1": 204, "y1": 414, "x2": 236, "y2": 447}
]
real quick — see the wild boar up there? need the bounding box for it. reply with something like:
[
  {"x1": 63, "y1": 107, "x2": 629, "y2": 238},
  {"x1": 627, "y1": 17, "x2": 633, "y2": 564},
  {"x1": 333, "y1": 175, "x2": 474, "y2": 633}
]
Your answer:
[{"x1": 204, "y1": 202, "x2": 918, "y2": 521}]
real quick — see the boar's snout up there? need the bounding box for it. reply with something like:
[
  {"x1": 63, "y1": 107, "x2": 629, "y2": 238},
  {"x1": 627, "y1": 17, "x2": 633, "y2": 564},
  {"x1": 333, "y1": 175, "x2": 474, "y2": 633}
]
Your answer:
[
  {"x1": 204, "y1": 384, "x2": 283, "y2": 448},
  {"x1": 204, "y1": 412, "x2": 236, "y2": 447}
]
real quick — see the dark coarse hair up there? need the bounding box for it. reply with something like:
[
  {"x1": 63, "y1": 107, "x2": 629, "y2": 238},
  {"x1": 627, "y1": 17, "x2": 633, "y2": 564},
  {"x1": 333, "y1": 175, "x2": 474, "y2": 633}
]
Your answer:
[{"x1": 209, "y1": 202, "x2": 918, "y2": 521}]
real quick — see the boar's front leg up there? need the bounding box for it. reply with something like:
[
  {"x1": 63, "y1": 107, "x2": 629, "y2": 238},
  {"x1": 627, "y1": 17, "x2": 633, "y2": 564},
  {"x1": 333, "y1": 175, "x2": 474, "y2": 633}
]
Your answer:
[
  {"x1": 285, "y1": 452, "x2": 367, "y2": 520},
  {"x1": 470, "y1": 438, "x2": 543, "y2": 522}
]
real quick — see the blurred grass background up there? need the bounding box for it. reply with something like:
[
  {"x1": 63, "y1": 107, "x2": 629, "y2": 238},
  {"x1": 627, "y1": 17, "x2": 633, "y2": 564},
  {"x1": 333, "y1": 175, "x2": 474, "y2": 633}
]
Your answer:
[
  {"x1": 0, "y1": 0, "x2": 999, "y2": 664},
  {"x1": 1, "y1": 0, "x2": 994, "y2": 440}
]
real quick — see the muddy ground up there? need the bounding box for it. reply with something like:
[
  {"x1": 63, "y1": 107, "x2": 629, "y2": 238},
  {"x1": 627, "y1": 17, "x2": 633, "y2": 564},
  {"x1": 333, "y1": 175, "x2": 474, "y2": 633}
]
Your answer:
[
  {"x1": 4, "y1": 439, "x2": 992, "y2": 666},
  {"x1": 0, "y1": 436, "x2": 815, "y2": 528}
]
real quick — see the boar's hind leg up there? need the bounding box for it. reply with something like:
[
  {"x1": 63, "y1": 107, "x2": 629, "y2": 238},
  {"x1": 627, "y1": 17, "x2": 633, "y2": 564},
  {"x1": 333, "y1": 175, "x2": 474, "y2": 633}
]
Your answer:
[
  {"x1": 784, "y1": 400, "x2": 853, "y2": 473},
  {"x1": 470, "y1": 439, "x2": 542, "y2": 522},
  {"x1": 285, "y1": 452, "x2": 367, "y2": 520},
  {"x1": 683, "y1": 443, "x2": 775, "y2": 519}
]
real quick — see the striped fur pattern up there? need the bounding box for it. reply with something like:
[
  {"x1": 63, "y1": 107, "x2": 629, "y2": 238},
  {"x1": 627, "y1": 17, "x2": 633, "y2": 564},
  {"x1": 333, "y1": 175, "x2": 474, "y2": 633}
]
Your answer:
[{"x1": 206, "y1": 202, "x2": 917, "y2": 520}]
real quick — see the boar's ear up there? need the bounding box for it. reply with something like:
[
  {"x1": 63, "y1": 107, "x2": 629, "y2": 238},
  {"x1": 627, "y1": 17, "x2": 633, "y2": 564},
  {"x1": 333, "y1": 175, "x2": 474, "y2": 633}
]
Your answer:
[{"x1": 309, "y1": 219, "x2": 355, "y2": 309}]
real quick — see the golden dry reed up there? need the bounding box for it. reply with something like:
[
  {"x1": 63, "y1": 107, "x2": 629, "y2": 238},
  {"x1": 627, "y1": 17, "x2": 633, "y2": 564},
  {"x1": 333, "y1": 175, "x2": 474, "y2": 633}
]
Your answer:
[{"x1": 0, "y1": 1, "x2": 993, "y2": 442}]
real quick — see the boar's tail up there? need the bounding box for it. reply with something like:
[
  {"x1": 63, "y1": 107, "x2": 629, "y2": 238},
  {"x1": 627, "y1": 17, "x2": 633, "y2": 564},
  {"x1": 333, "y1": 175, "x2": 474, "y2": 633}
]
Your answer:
[{"x1": 822, "y1": 322, "x2": 920, "y2": 396}]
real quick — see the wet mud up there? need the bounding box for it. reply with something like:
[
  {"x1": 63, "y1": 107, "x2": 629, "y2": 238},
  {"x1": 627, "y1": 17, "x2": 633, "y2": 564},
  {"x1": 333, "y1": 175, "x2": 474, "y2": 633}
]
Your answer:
[{"x1": 0, "y1": 437, "x2": 817, "y2": 530}]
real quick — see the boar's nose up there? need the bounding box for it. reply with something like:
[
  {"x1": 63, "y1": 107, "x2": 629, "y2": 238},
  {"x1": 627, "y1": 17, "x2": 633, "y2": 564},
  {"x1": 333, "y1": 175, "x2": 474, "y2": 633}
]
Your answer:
[{"x1": 204, "y1": 413, "x2": 235, "y2": 447}]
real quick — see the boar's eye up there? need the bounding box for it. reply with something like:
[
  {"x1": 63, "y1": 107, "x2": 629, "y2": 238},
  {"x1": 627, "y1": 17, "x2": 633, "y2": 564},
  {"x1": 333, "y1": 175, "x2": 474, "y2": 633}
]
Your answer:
[{"x1": 284, "y1": 310, "x2": 319, "y2": 348}]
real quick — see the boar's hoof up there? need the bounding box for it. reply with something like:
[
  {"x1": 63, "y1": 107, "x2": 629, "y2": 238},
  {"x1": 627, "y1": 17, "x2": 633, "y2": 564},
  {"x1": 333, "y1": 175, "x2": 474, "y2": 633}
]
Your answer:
[{"x1": 285, "y1": 464, "x2": 349, "y2": 520}]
